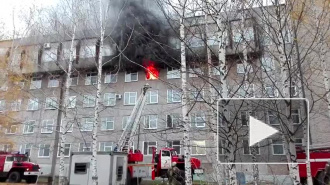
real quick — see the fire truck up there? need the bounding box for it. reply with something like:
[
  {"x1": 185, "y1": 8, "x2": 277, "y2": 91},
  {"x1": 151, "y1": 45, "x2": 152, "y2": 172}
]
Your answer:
[
  {"x1": 0, "y1": 151, "x2": 41, "y2": 183},
  {"x1": 297, "y1": 146, "x2": 330, "y2": 185}
]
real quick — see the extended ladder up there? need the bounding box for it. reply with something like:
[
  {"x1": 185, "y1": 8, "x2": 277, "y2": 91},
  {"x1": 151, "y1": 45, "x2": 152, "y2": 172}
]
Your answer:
[{"x1": 117, "y1": 84, "x2": 150, "y2": 153}]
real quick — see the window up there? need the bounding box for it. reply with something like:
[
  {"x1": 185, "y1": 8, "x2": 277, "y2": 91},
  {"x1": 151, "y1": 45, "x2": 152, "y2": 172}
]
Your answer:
[
  {"x1": 190, "y1": 91, "x2": 204, "y2": 101},
  {"x1": 124, "y1": 92, "x2": 137, "y2": 105},
  {"x1": 272, "y1": 139, "x2": 284, "y2": 155},
  {"x1": 191, "y1": 113, "x2": 206, "y2": 127},
  {"x1": 243, "y1": 140, "x2": 260, "y2": 155},
  {"x1": 38, "y1": 144, "x2": 50, "y2": 157},
  {"x1": 291, "y1": 109, "x2": 300, "y2": 124},
  {"x1": 104, "y1": 73, "x2": 117, "y2": 83},
  {"x1": 244, "y1": 27, "x2": 254, "y2": 41},
  {"x1": 81, "y1": 44, "x2": 96, "y2": 58},
  {"x1": 57, "y1": 143, "x2": 71, "y2": 157},
  {"x1": 60, "y1": 120, "x2": 74, "y2": 133},
  {"x1": 11, "y1": 99, "x2": 21, "y2": 111},
  {"x1": 240, "y1": 111, "x2": 249, "y2": 126},
  {"x1": 219, "y1": 140, "x2": 226, "y2": 155},
  {"x1": 67, "y1": 96, "x2": 76, "y2": 109},
  {"x1": 104, "y1": 93, "x2": 116, "y2": 106},
  {"x1": 237, "y1": 83, "x2": 255, "y2": 98},
  {"x1": 20, "y1": 144, "x2": 32, "y2": 156},
  {"x1": 167, "y1": 89, "x2": 181, "y2": 103},
  {"x1": 290, "y1": 83, "x2": 298, "y2": 96},
  {"x1": 99, "y1": 142, "x2": 113, "y2": 152},
  {"x1": 6, "y1": 125, "x2": 17, "y2": 134},
  {"x1": 125, "y1": 72, "x2": 138, "y2": 82},
  {"x1": 74, "y1": 163, "x2": 88, "y2": 174},
  {"x1": 232, "y1": 27, "x2": 254, "y2": 42},
  {"x1": 101, "y1": 117, "x2": 114, "y2": 131},
  {"x1": 237, "y1": 63, "x2": 245, "y2": 74},
  {"x1": 147, "y1": 91, "x2": 158, "y2": 104},
  {"x1": 191, "y1": 141, "x2": 206, "y2": 155},
  {"x1": 41, "y1": 120, "x2": 54, "y2": 133},
  {"x1": 27, "y1": 98, "x2": 39, "y2": 110},
  {"x1": 23, "y1": 120, "x2": 35, "y2": 134},
  {"x1": 45, "y1": 97, "x2": 58, "y2": 109},
  {"x1": 265, "y1": 86, "x2": 277, "y2": 97},
  {"x1": 122, "y1": 116, "x2": 130, "y2": 130},
  {"x1": 188, "y1": 35, "x2": 204, "y2": 48},
  {"x1": 83, "y1": 95, "x2": 96, "y2": 107},
  {"x1": 0, "y1": 100, "x2": 5, "y2": 112},
  {"x1": 30, "y1": 77, "x2": 42, "y2": 89},
  {"x1": 212, "y1": 66, "x2": 221, "y2": 76},
  {"x1": 167, "y1": 141, "x2": 181, "y2": 155},
  {"x1": 79, "y1": 143, "x2": 91, "y2": 152},
  {"x1": 69, "y1": 75, "x2": 78, "y2": 86},
  {"x1": 48, "y1": 76, "x2": 59, "y2": 88},
  {"x1": 80, "y1": 118, "x2": 93, "y2": 131},
  {"x1": 63, "y1": 47, "x2": 76, "y2": 60},
  {"x1": 167, "y1": 67, "x2": 180, "y2": 79},
  {"x1": 189, "y1": 67, "x2": 203, "y2": 78},
  {"x1": 144, "y1": 115, "x2": 157, "y2": 129},
  {"x1": 2, "y1": 144, "x2": 13, "y2": 152},
  {"x1": 261, "y1": 57, "x2": 275, "y2": 71},
  {"x1": 143, "y1": 141, "x2": 157, "y2": 155},
  {"x1": 85, "y1": 72, "x2": 97, "y2": 85},
  {"x1": 268, "y1": 111, "x2": 280, "y2": 125},
  {"x1": 294, "y1": 138, "x2": 303, "y2": 147},
  {"x1": 43, "y1": 48, "x2": 57, "y2": 62},
  {"x1": 166, "y1": 114, "x2": 180, "y2": 128}
]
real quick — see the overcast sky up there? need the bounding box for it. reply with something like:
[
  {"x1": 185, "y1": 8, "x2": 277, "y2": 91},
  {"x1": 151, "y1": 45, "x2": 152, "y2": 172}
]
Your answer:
[{"x1": 0, "y1": 0, "x2": 57, "y2": 36}]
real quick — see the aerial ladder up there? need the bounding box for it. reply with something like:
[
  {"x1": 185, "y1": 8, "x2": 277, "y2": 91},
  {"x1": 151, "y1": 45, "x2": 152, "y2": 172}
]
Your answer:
[{"x1": 117, "y1": 83, "x2": 150, "y2": 153}]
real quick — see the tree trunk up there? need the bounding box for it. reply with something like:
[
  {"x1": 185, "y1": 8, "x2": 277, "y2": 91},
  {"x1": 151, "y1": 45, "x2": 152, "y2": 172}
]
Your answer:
[
  {"x1": 180, "y1": 12, "x2": 192, "y2": 185},
  {"x1": 59, "y1": 26, "x2": 76, "y2": 185}
]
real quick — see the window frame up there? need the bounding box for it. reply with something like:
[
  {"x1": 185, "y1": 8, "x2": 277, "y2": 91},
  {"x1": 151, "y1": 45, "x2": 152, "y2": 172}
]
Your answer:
[
  {"x1": 166, "y1": 114, "x2": 180, "y2": 128},
  {"x1": 11, "y1": 99, "x2": 22, "y2": 111},
  {"x1": 85, "y1": 72, "x2": 98, "y2": 85},
  {"x1": 167, "y1": 141, "x2": 181, "y2": 155},
  {"x1": 80, "y1": 117, "x2": 93, "y2": 131},
  {"x1": 45, "y1": 97, "x2": 58, "y2": 110},
  {"x1": 104, "y1": 93, "x2": 116, "y2": 106},
  {"x1": 101, "y1": 117, "x2": 114, "y2": 131},
  {"x1": 41, "y1": 119, "x2": 54, "y2": 133},
  {"x1": 83, "y1": 95, "x2": 96, "y2": 108},
  {"x1": 38, "y1": 144, "x2": 51, "y2": 158},
  {"x1": 143, "y1": 141, "x2": 157, "y2": 156},
  {"x1": 122, "y1": 116, "x2": 130, "y2": 130},
  {"x1": 99, "y1": 142, "x2": 114, "y2": 152},
  {"x1": 23, "y1": 120, "x2": 35, "y2": 134},
  {"x1": 291, "y1": 109, "x2": 301, "y2": 125},
  {"x1": 271, "y1": 139, "x2": 285, "y2": 155},
  {"x1": 167, "y1": 67, "x2": 180, "y2": 79},
  {"x1": 27, "y1": 98, "x2": 39, "y2": 111},
  {"x1": 167, "y1": 89, "x2": 181, "y2": 103},
  {"x1": 124, "y1": 92, "x2": 137, "y2": 105},
  {"x1": 6, "y1": 125, "x2": 18, "y2": 134},
  {"x1": 147, "y1": 91, "x2": 158, "y2": 104},
  {"x1": 243, "y1": 140, "x2": 260, "y2": 155},
  {"x1": 191, "y1": 140, "x2": 206, "y2": 155},
  {"x1": 57, "y1": 143, "x2": 71, "y2": 157},
  {"x1": 30, "y1": 77, "x2": 42, "y2": 89},
  {"x1": 191, "y1": 113, "x2": 206, "y2": 128},
  {"x1": 69, "y1": 75, "x2": 78, "y2": 86},
  {"x1": 67, "y1": 96, "x2": 77, "y2": 109},
  {"x1": 104, "y1": 72, "x2": 117, "y2": 84},
  {"x1": 125, "y1": 71, "x2": 138, "y2": 82},
  {"x1": 144, "y1": 115, "x2": 158, "y2": 129},
  {"x1": 48, "y1": 76, "x2": 60, "y2": 88},
  {"x1": 60, "y1": 120, "x2": 74, "y2": 133},
  {"x1": 20, "y1": 144, "x2": 32, "y2": 156},
  {"x1": 79, "y1": 143, "x2": 92, "y2": 152}
]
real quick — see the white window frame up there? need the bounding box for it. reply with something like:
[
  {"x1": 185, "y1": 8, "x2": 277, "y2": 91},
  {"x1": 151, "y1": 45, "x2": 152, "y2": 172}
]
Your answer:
[
  {"x1": 11, "y1": 99, "x2": 21, "y2": 111},
  {"x1": 143, "y1": 141, "x2": 157, "y2": 155},
  {"x1": 191, "y1": 140, "x2": 206, "y2": 155},
  {"x1": 166, "y1": 114, "x2": 180, "y2": 128},
  {"x1": 67, "y1": 96, "x2": 76, "y2": 109},
  {"x1": 124, "y1": 92, "x2": 137, "y2": 105},
  {"x1": 122, "y1": 116, "x2": 130, "y2": 130},
  {"x1": 147, "y1": 91, "x2": 158, "y2": 104},
  {"x1": 81, "y1": 44, "x2": 96, "y2": 58},
  {"x1": 0, "y1": 100, "x2": 5, "y2": 112},
  {"x1": 104, "y1": 93, "x2": 116, "y2": 106},
  {"x1": 167, "y1": 67, "x2": 180, "y2": 79},
  {"x1": 23, "y1": 120, "x2": 35, "y2": 134},
  {"x1": 243, "y1": 140, "x2": 260, "y2": 155},
  {"x1": 144, "y1": 115, "x2": 158, "y2": 129},
  {"x1": 104, "y1": 73, "x2": 117, "y2": 83},
  {"x1": 237, "y1": 63, "x2": 245, "y2": 74},
  {"x1": 101, "y1": 117, "x2": 114, "y2": 131},
  {"x1": 261, "y1": 57, "x2": 275, "y2": 72},
  {"x1": 190, "y1": 90, "x2": 204, "y2": 102},
  {"x1": 267, "y1": 111, "x2": 280, "y2": 125},
  {"x1": 38, "y1": 144, "x2": 51, "y2": 158},
  {"x1": 219, "y1": 140, "x2": 226, "y2": 155},
  {"x1": 290, "y1": 83, "x2": 298, "y2": 97},
  {"x1": 80, "y1": 118, "x2": 93, "y2": 131},
  {"x1": 85, "y1": 72, "x2": 98, "y2": 85},
  {"x1": 48, "y1": 76, "x2": 60, "y2": 88},
  {"x1": 99, "y1": 142, "x2": 114, "y2": 152},
  {"x1": 60, "y1": 120, "x2": 74, "y2": 133},
  {"x1": 271, "y1": 139, "x2": 285, "y2": 155},
  {"x1": 265, "y1": 86, "x2": 278, "y2": 98},
  {"x1": 189, "y1": 67, "x2": 202, "y2": 78},
  {"x1": 167, "y1": 141, "x2": 181, "y2": 155},
  {"x1": 41, "y1": 120, "x2": 54, "y2": 133},
  {"x1": 125, "y1": 72, "x2": 138, "y2": 82},
  {"x1": 294, "y1": 138, "x2": 303, "y2": 147},
  {"x1": 45, "y1": 97, "x2": 58, "y2": 110},
  {"x1": 83, "y1": 95, "x2": 96, "y2": 108},
  {"x1": 57, "y1": 143, "x2": 71, "y2": 157},
  {"x1": 27, "y1": 98, "x2": 39, "y2": 111},
  {"x1": 291, "y1": 109, "x2": 301, "y2": 125},
  {"x1": 69, "y1": 75, "x2": 78, "y2": 86},
  {"x1": 240, "y1": 111, "x2": 250, "y2": 126},
  {"x1": 43, "y1": 48, "x2": 57, "y2": 62},
  {"x1": 6, "y1": 125, "x2": 17, "y2": 134},
  {"x1": 167, "y1": 89, "x2": 181, "y2": 103},
  {"x1": 79, "y1": 143, "x2": 91, "y2": 152},
  {"x1": 191, "y1": 113, "x2": 206, "y2": 127},
  {"x1": 30, "y1": 77, "x2": 42, "y2": 89},
  {"x1": 237, "y1": 83, "x2": 255, "y2": 98},
  {"x1": 20, "y1": 144, "x2": 32, "y2": 156}
]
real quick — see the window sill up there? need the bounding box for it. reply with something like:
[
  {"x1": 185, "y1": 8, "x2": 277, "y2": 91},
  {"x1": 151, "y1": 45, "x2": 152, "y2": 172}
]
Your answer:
[
  {"x1": 144, "y1": 128, "x2": 157, "y2": 130},
  {"x1": 27, "y1": 109, "x2": 39, "y2": 112},
  {"x1": 272, "y1": 154, "x2": 285, "y2": 156},
  {"x1": 23, "y1": 132, "x2": 34, "y2": 134},
  {"x1": 124, "y1": 104, "x2": 136, "y2": 106},
  {"x1": 45, "y1": 108, "x2": 57, "y2": 110},
  {"x1": 38, "y1": 156, "x2": 50, "y2": 158},
  {"x1": 41, "y1": 132, "x2": 53, "y2": 134},
  {"x1": 100, "y1": 129, "x2": 114, "y2": 131},
  {"x1": 83, "y1": 106, "x2": 95, "y2": 108},
  {"x1": 124, "y1": 80, "x2": 138, "y2": 83},
  {"x1": 167, "y1": 102, "x2": 181, "y2": 104}
]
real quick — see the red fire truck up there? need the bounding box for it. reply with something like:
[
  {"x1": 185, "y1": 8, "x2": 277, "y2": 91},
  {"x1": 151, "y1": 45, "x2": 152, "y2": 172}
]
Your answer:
[
  {"x1": 297, "y1": 146, "x2": 330, "y2": 185},
  {"x1": 0, "y1": 151, "x2": 41, "y2": 183}
]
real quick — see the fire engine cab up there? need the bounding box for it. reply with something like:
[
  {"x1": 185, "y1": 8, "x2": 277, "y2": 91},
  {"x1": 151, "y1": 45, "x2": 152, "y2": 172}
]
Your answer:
[{"x1": 0, "y1": 151, "x2": 41, "y2": 183}]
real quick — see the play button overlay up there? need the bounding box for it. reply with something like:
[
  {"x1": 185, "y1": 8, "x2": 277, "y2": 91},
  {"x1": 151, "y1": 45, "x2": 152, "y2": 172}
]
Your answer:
[
  {"x1": 216, "y1": 98, "x2": 309, "y2": 164},
  {"x1": 249, "y1": 116, "x2": 279, "y2": 147}
]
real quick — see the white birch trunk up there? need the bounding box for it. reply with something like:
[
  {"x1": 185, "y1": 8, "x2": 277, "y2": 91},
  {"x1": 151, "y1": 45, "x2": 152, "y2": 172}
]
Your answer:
[
  {"x1": 91, "y1": 1, "x2": 104, "y2": 184},
  {"x1": 59, "y1": 26, "x2": 76, "y2": 185},
  {"x1": 320, "y1": 45, "x2": 330, "y2": 119},
  {"x1": 180, "y1": 11, "x2": 192, "y2": 185}
]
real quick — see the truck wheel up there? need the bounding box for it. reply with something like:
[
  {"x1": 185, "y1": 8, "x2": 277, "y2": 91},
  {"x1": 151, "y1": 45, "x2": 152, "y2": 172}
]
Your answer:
[
  {"x1": 8, "y1": 171, "x2": 22, "y2": 183},
  {"x1": 26, "y1": 176, "x2": 38, "y2": 183}
]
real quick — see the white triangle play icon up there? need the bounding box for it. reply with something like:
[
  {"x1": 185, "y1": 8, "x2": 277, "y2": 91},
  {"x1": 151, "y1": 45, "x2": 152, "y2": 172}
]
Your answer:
[{"x1": 249, "y1": 116, "x2": 279, "y2": 147}]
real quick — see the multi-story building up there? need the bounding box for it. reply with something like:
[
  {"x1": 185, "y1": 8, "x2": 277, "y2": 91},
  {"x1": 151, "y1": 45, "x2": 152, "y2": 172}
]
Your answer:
[{"x1": 0, "y1": 1, "x2": 328, "y2": 183}]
